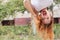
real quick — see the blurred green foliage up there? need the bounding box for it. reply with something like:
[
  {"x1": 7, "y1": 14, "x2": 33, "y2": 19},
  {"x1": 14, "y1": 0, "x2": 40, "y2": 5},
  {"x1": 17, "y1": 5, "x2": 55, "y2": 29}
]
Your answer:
[
  {"x1": 0, "y1": 0, "x2": 25, "y2": 20},
  {"x1": 55, "y1": 0, "x2": 60, "y2": 3},
  {"x1": 0, "y1": 24, "x2": 60, "y2": 40},
  {"x1": 0, "y1": 26, "x2": 30, "y2": 35}
]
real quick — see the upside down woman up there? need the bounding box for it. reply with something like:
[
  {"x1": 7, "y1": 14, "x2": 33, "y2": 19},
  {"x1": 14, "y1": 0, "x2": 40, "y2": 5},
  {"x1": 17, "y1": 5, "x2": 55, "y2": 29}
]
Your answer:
[{"x1": 23, "y1": 0, "x2": 54, "y2": 40}]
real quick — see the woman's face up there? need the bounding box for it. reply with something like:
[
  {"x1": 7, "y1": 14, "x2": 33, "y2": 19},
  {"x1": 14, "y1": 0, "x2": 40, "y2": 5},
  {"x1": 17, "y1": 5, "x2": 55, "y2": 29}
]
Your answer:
[{"x1": 40, "y1": 8, "x2": 52, "y2": 24}]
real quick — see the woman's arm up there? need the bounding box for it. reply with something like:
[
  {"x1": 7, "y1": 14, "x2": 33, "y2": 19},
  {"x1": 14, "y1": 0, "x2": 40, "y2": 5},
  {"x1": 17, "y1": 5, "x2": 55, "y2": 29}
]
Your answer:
[{"x1": 23, "y1": 0, "x2": 38, "y2": 17}]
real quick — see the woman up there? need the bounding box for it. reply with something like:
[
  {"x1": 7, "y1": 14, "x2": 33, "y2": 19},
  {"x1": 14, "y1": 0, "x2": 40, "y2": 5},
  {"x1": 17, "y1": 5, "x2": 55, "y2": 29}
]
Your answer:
[{"x1": 23, "y1": 0, "x2": 54, "y2": 40}]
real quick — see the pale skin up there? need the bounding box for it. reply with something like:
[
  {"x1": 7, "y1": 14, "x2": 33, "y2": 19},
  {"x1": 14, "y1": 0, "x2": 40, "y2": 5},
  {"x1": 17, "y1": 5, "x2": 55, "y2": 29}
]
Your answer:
[{"x1": 23, "y1": 0, "x2": 54, "y2": 40}]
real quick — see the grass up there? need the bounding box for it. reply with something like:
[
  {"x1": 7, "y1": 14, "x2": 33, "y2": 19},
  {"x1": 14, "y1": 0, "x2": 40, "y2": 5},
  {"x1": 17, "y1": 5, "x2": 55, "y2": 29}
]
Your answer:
[
  {"x1": 0, "y1": 24, "x2": 60, "y2": 40},
  {"x1": 54, "y1": 24, "x2": 60, "y2": 40}
]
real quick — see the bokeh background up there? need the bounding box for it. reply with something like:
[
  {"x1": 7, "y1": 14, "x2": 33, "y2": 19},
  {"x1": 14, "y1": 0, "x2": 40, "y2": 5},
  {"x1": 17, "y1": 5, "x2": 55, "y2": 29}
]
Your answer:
[{"x1": 0, "y1": 0, "x2": 60, "y2": 40}]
